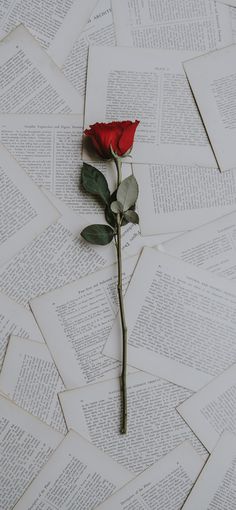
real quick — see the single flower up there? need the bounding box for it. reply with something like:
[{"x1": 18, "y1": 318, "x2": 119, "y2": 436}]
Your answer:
[{"x1": 84, "y1": 120, "x2": 139, "y2": 159}]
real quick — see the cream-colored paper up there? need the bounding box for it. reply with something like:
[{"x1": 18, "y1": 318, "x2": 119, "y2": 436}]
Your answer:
[
  {"x1": 0, "y1": 393, "x2": 63, "y2": 510},
  {"x1": 59, "y1": 372, "x2": 207, "y2": 475},
  {"x1": 0, "y1": 0, "x2": 97, "y2": 67},
  {"x1": 84, "y1": 45, "x2": 216, "y2": 167},
  {"x1": 182, "y1": 431, "x2": 236, "y2": 509},
  {"x1": 104, "y1": 247, "x2": 236, "y2": 391},
  {"x1": 184, "y1": 44, "x2": 236, "y2": 172},
  {"x1": 134, "y1": 163, "x2": 236, "y2": 234},
  {"x1": 62, "y1": 0, "x2": 115, "y2": 97},
  {"x1": 0, "y1": 336, "x2": 67, "y2": 434},
  {"x1": 0, "y1": 25, "x2": 83, "y2": 113},
  {"x1": 13, "y1": 430, "x2": 133, "y2": 510},
  {"x1": 97, "y1": 442, "x2": 204, "y2": 510},
  {"x1": 0, "y1": 143, "x2": 59, "y2": 266},
  {"x1": 112, "y1": 0, "x2": 232, "y2": 52},
  {"x1": 161, "y1": 210, "x2": 236, "y2": 279},
  {"x1": 0, "y1": 291, "x2": 44, "y2": 369},
  {"x1": 178, "y1": 363, "x2": 236, "y2": 452},
  {"x1": 30, "y1": 256, "x2": 138, "y2": 388}
]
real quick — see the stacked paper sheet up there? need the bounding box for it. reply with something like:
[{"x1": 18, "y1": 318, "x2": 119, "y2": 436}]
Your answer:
[{"x1": 1, "y1": 0, "x2": 236, "y2": 508}]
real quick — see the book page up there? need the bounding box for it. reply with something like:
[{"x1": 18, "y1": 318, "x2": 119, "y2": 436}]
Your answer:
[
  {"x1": 161, "y1": 210, "x2": 236, "y2": 279},
  {"x1": 14, "y1": 430, "x2": 133, "y2": 510},
  {"x1": 84, "y1": 45, "x2": 216, "y2": 167},
  {"x1": 0, "y1": 393, "x2": 63, "y2": 510},
  {"x1": 0, "y1": 291, "x2": 44, "y2": 369},
  {"x1": 62, "y1": 0, "x2": 115, "y2": 98},
  {"x1": 0, "y1": 0, "x2": 97, "y2": 67},
  {"x1": 0, "y1": 114, "x2": 101, "y2": 215},
  {"x1": 0, "y1": 335, "x2": 67, "y2": 434},
  {"x1": 112, "y1": 0, "x2": 232, "y2": 52},
  {"x1": 0, "y1": 116, "x2": 137, "y2": 217},
  {"x1": 0, "y1": 25, "x2": 83, "y2": 114},
  {"x1": 134, "y1": 163, "x2": 236, "y2": 234},
  {"x1": 178, "y1": 363, "x2": 236, "y2": 452},
  {"x1": 0, "y1": 207, "x2": 110, "y2": 308},
  {"x1": 30, "y1": 256, "x2": 138, "y2": 389},
  {"x1": 230, "y1": 6, "x2": 236, "y2": 41},
  {"x1": 182, "y1": 431, "x2": 236, "y2": 509},
  {"x1": 184, "y1": 44, "x2": 236, "y2": 172},
  {"x1": 0, "y1": 143, "x2": 59, "y2": 266},
  {"x1": 97, "y1": 442, "x2": 204, "y2": 510},
  {"x1": 218, "y1": 0, "x2": 236, "y2": 6},
  {"x1": 104, "y1": 247, "x2": 236, "y2": 391},
  {"x1": 59, "y1": 372, "x2": 207, "y2": 476}
]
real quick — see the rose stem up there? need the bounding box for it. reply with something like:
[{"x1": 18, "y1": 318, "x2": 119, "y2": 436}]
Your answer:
[{"x1": 114, "y1": 156, "x2": 128, "y2": 434}]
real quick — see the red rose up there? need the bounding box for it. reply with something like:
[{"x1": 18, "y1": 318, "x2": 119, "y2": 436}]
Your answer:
[{"x1": 84, "y1": 120, "x2": 139, "y2": 159}]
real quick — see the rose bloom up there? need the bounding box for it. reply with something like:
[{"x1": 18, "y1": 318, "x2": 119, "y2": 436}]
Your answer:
[{"x1": 84, "y1": 120, "x2": 139, "y2": 159}]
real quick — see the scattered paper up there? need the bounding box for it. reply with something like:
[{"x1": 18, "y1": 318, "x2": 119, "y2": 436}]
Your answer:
[
  {"x1": 0, "y1": 143, "x2": 59, "y2": 266},
  {"x1": 84, "y1": 45, "x2": 216, "y2": 166},
  {"x1": 178, "y1": 363, "x2": 236, "y2": 452},
  {"x1": 134, "y1": 163, "x2": 236, "y2": 234},
  {"x1": 0, "y1": 0, "x2": 97, "y2": 67},
  {"x1": 0, "y1": 335, "x2": 67, "y2": 434},
  {"x1": 0, "y1": 25, "x2": 83, "y2": 114},
  {"x1": 59, "y1": 371, "x2": 207, "y2": 476},
  {"x1": 13, "y1": 430, "x2": 133, "y2": 510},
  {"x1": 182, "y1": 431, "x2": 236, "y2": 509},
  {"x1": 0, "y1": 210, "x2": 109, "y2": 308},
  {"x1": 161, "y1": 209, "x2": 236, "y2": 279},
  {"x1": 0, "y1": 393, "x2": 63, "y2": 510},
  {"x1": 184, "y1": 44, "x2": 236, "y2": 172},
  {"x1": 105, "y1": 247, "x2": 236, "y2": 391},
  {"x1": 97, "y1": 442, "x2": 204, "y2": 510},
  {"x1": 112, "y1": 0, "x2": 232, "y2": 52},
  {"x1": 0, "y1": 291, "x2": 44, "y2": 369},
  {"x1": 62, "y1": 0, "x2": 115, "y2": 97},
  {"x1": 30, "y1": 256, "x2": 138, "y2": 388}
]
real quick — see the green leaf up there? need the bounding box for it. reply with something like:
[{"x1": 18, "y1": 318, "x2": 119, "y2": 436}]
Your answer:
[
  {"x1": 117, "y1": 175, "x2": 139, "y2": 211},
  {"x1": 110, "y1": 200, "x2": 123, "y2": 213},
  {"x1": 81, "y1": 224, "x2": 114, "y2": 245},
  {"x1": 81, "y1": 163, "x2": 110, "y2": 204},
  {"x1": 124, "y1": 210, "x2": 139, "y2": 224}
]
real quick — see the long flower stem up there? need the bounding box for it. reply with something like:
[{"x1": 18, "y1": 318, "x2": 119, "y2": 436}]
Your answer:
[{"x1": 114, "y1": 157, "x2": 128, "y2": 434}]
